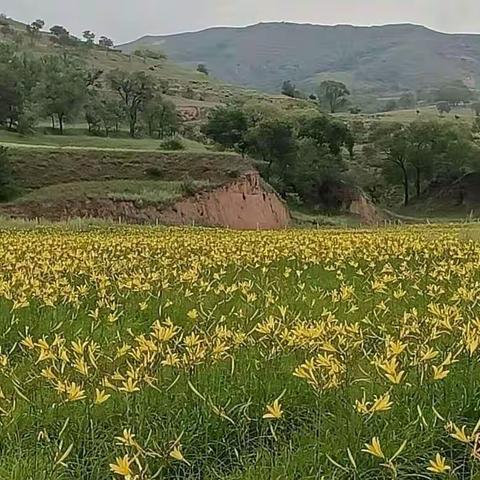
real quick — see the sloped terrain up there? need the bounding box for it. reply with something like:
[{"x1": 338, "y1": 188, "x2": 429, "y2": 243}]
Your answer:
[
  {"x1": 0, "y1": 16, "x2": 308, "y2": 111},
  {"x1": 1, "y1": 149, "x2": 290, "y2": 229},
  {"x1": 120, "y1": 22, "x2": 480, "y2": 94}
]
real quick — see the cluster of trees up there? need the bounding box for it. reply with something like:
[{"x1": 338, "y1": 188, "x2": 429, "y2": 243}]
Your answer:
[
  {"x1": 281, "y1": 79, "x2": 352, "y2": 114},
  {"x1": 203, "y1": 105, "x2": 354, "y2": 206},
  {"x1": 365, "y1": 121, "x2": 479, "y2": 206},
  {"x1": 383, "y1": 93, "x2": 417, "y2": 112},
  {"x1": 0, "y1": 15, "x2": 114, "y2": 50},
  {"x1": 204, "y1": 104, "x2": 480, "y2": 209},
  {"x1": 0, "y1": 44, "x2": 178, "y2": 137}
]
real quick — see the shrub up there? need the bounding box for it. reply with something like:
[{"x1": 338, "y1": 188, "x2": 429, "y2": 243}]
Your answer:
[
  {"x1": 145, "y1": 166, "x2": 164, "y2": 179},
  {"x1": 182, "y1": 176, "x2": 197, "y2": 196},
  {"x1": 159, "y1": 137, "x2": 185, "y2": 151}
]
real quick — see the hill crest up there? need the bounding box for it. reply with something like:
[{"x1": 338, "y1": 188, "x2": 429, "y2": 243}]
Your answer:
[{"x1": 120, "y1": 22, "x2": 480, "y2": 96}]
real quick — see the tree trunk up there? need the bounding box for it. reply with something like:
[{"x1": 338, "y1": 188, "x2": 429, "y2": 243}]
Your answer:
[
  {"x1": 58, "y1": 114, "x2": 64, "y2": 135},
  {"x1": 415, "y1": 167, "x2": 421, "y2": 199},
  {"x1": 129, "y1": 112, "x2": 136, "y2": 138},
  {"x1": 402, "y1": 174, "x2": 410, "y2": 206},
  {"x1": 51, "y1": 116, "x2": 55, "y2": 130},
  {"x1": 399, "y1": 161, "x2": 409, "y2": 206}
]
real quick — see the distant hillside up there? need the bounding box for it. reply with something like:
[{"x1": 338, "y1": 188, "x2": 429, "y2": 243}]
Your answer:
[
  {"x1": 120, "y1": 22, "x2": 480, "y2": 96},
  {"x1": 0, "y1": 16, "x2": 310, "y2": 111}
]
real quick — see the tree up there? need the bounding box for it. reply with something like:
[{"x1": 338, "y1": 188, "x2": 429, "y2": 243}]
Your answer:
[
  {"x1": 0, "y1": 63, "x2": 21, "y2": 128},
  {"x1": 288, "y1": 114, "x2": 354, "y2": 204},
  {"x1": 246, "y1": 119, "x2": 297, "y2": 181},
  {"x1": 203, "y1": 106, "x2": 249, "y2": 151},
  {"x1": 370, "y1": 123, "x2": 412, "y2": 206},
  {"x1": 84, "y1": 93, "x2": 125, "y2": 137},
  {"x1": 290, "y1": 137, "x2": 346, "y2": 207},
  {"x1": 99, "y1": 36, "x2": 114, "y2": 50},
  {"x1": 0, "y1": 47, "x2": 41, "y2": 130},
  {"x1": 84, "y1": 95, "x2": 103, "y2": 134},
  {"x1": 406, "y1": 121, "x2": 439, "y2": 198},
  {"x1": 26, "y1": 19, "x2": 44, "y2": 45},
  {"x1": 36, "y1": 56, "x2": 88, "y2": 134},
  {"x1": 50, "y1": 25, "x2": 69, "y2": 37},
  {"x1": 107, "y1": 70, "x2": 156, "y2": 137},
  {"x1": 433, "y1": 123, "x2": 478, "y2": 180},
  {"x1": 319, "y1": 80, "x2": 350, "y2": 113},
  {"x1": 49, "y1": 25, "x2": 71, "y2": 46},
  {"x1": 281, "y1": 80, "x2": 297, "y2": 98},
  {"x1": 197, "y1": 64, "x2": 209, "y2": 75},
  {"x1": 142, "y1": 95, "x2": 178, "y2": 138},
  {"x1": 83, "y1": 30, "x2": 95, "y2": 46},
  {"x1": 436, "y1": 101, "x2": 451, "y2": 115},
  {"x1": 297, "y1": 115, "x2": 354, "y2": 157}
]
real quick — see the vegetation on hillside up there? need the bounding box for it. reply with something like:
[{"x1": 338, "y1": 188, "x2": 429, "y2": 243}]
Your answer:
[
  {"x1": 202, "y1": 104, "x2": 480, "y2": 211},
  {"x1": 120, "y1": 23, "x2": 480, "y2": 105},
  {"x1": 1, "y1": 13, "x2": 480, "y2": 220}
]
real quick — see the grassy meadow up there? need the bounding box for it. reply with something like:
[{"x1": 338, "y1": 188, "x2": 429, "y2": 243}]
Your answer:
[{"x1": 0, "y1": 225, "x2": 478, "y2": 479}]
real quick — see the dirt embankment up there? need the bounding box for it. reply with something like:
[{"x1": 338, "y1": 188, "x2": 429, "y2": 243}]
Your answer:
[{"x1": 1, "y1": 172, "x2": 291, "y2": 229}]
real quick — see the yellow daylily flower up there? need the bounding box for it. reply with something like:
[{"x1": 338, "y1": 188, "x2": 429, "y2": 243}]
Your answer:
[
  {"x1": 450, "y1": 424, "x2": 474, "y2": 443},
  {"x1": 362, "y1": 437, "x2": 385, "y2": 459},
  {"x1": 427, "y1": 453, "x2": 451, "y2": 474},
  {"x1": 94, "y1": 388, "x2": 111, "y2": 405},
  {"x1": 109, "y1": 454, "x2": 134, "y2": 477},
  {"x1": 263, "y1": 399, "x2": 283, "y2": 420}
]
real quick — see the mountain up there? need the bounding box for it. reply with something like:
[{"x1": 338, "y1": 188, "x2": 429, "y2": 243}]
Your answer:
[{"x1": 120, "y1": 22, "x2": 480, "y2": 96}]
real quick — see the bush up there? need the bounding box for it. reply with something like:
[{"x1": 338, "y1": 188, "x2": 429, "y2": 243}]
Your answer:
[
  {"x1": 182, "y1": 176, "x2": 197, "y2": 196},
  {"x1": 145, "y1": 166, "x2": 164, "y2": 179},
  {"x1": 17, "y1": 107, "x2": 38, "y2": 135},
  {"x1": 159, "y1": 137, "x2": 185, "y2": 151}
]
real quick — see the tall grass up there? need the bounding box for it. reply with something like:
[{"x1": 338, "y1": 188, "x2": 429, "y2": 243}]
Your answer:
[{"x1": 0, "y1": 225, "x2": 477, "y2": 478}]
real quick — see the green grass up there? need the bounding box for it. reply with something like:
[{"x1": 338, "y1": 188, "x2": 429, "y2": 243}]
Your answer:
[
  {"x1": 388, "y1": 202, "x2": 480, "y2": 224},
  {"x1": 0, "y1": 226, "x2": 477, "y2": 479},
  {"x1": 0, "y1": 129, "x2": 208, "y2": 152},
  {"x1": 290, "y1": 206, "x2": 363, "y2": 228},
  {"x1": 13, "y1": 179, "x2": 213, "y2": 205},
  {"x1": 337, "y1": 105, "x2": 478, "y2": 124},
  {"x1": 7, "y1": 148, "x2": 248, "y2": 191}
]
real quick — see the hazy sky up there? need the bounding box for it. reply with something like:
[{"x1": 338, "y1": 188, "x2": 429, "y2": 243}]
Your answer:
[{"x1": 1, "y1": 0, "x2": 479, "y2": 44}]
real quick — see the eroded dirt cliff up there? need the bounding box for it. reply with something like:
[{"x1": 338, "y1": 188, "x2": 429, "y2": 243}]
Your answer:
[{"x1": 1, "y1": 172, "x2": 291, "y2": 229}]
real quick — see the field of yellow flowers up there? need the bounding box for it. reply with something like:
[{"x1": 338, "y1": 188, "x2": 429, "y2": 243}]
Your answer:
[{"x1": 0, "y1": 225, "x2": 479, "y2": 479}]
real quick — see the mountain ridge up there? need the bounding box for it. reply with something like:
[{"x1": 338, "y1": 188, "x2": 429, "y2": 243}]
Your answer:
[{"x1": 120, "y1": 22, "x2": 480, "y2": 97}]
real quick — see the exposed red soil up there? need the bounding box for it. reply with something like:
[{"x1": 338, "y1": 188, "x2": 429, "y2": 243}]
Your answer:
[{"x1": 0, "y1": 172, "x2": 291, "y2": 230}]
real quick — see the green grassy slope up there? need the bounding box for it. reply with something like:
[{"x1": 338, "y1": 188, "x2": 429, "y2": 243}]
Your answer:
[
  {"x1": 120, "y1": 22, "x2": 480, "y2": 95},
  {"x1": 8, "y1": 149, "x2": 249, "y2": 191},
  {"x1": 14, "y1": 179, "x2": 213, "y2": 206},
  {"x1": 0, "y1": 129, "x2": 209, "y2": 152}
]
